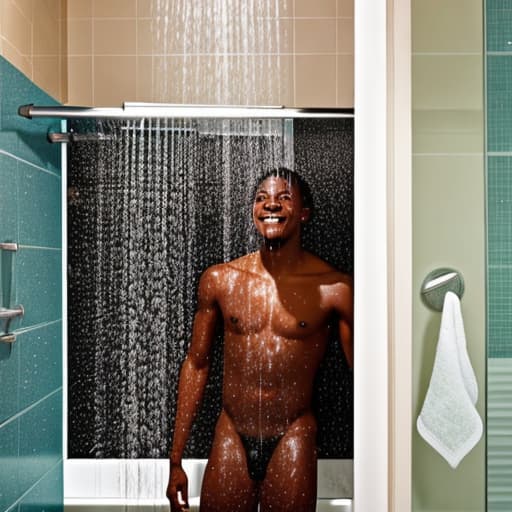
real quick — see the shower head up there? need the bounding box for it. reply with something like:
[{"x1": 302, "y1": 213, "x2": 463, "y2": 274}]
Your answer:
[{"x1": 47, "y1": 130, "x2": 113, "y2": 144}]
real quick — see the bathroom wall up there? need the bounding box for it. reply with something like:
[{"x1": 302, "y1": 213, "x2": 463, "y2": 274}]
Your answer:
[
  {"x1": 0, "y1": 56, "x2": 63, "y2": 511},
  {"x1": 65, "y1": 0, "x2": 353, "y2": 107},
  {"x1": 486, "y1": 1, "x2": 512, "y2": 507},
  {"x1": 0, "y1": 0, "x2": 68, "y2": 102},
  {"x1": 1, "y1": 0, "x2": 353, "y2": 107},
  {"x1": 412, "y1": 0, "x2": 485, "y2": 510}
]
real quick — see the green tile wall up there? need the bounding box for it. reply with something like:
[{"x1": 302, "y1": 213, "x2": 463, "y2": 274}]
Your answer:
[
  {"x1": 487, "y1": 0, "x2": 512, "y2": 52},
  {"x1": 487, "y1": 0, "x2": 512, "y2": 357},
  {"x1": 487, "y1": 56, "x2": 512, "y2": 153},
  {"x1": 487, "y1": 156, "x2": 512, "y2": 357},
  {"x1": 486, "y1": 2, "x2": 512, "y2": 509},
  {"x1": 0, "y1": 57, "x2": 63, "y2": 512}
]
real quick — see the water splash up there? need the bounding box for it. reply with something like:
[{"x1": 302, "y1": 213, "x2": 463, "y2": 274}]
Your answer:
[
  {"x1": 68, "y1": 118, "x2": 290, "y2": 457},
  {"x1": 149, "y1": 0, "x2": 290, "y2": 105}
]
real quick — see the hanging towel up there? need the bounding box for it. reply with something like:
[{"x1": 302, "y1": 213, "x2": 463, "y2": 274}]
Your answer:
[{"x1": 417, "y1": 291, "x2": 483, "y2": 469}]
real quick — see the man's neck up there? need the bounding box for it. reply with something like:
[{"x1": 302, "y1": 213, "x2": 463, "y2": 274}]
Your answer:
[{"x1": 259, "y1": 236, "x2": 304, "y2": 276}]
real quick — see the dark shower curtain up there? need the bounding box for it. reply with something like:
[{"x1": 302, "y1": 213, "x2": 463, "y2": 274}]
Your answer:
[{"x1": 67, "y1": 117, "x2": 354, "y2": 460}]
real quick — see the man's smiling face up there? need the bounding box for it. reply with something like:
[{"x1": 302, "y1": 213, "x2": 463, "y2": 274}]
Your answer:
[{"x1": 252, "y1": 176, "x2": 310, "y2": 242}]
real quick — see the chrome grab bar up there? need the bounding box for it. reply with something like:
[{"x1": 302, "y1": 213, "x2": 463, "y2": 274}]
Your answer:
[
  {"x1": 0, "y1": 305, "x2": 24, "y2": 343},
  {"x1": 0, "y1": 305, "x2": 24, "y2": 320},
  {"x1": 0, "y1": 242, "x2": 18, "y2": 251},
  {"x1": 0, "y1": 334, "x2": 16, "y2": 344},
  {"x1": 0, "y1": 243, "x2": 23, "y2": 343}
]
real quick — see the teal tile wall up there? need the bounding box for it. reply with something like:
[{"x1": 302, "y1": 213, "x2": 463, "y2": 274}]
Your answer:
[
  {"x1": 487, "y1": 56, "x2": 512, "y2": 152},
  {"x1": 487, "y1": 0, "x2": 512, "y2": 52},
  {"x1": 487, "y1": 1, "x2": 512, "y2": 357},
  {"x1": 0, "y1": 57, "x2": 63, "y2": 512}
]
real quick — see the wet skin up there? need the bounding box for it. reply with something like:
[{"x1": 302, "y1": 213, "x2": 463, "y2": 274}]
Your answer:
[{"x1": 167, "y1": 176, "x2": 353, "y2": 512}]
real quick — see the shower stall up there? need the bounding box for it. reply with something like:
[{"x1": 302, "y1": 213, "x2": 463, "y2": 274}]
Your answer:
[{"x1": 20, "y1": 104, "x2": 355, "y2": 511}]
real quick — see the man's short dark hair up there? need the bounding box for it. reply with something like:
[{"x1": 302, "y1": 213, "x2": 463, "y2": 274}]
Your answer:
[{"x1": 256, "y1": 167, "x2": 314, "y2": 211}]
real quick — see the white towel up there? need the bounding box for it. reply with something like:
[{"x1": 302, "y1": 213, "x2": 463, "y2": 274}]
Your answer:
[{"x1": 417, "y1": 291, "x2": 483, "y2": 469}]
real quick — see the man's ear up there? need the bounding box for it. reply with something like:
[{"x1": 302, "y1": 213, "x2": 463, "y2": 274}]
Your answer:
[{"x1": 300, "y1": 208, "x2": 311, "y2": 223}]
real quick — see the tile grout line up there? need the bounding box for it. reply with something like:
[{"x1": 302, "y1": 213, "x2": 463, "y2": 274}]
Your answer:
[
  {"x1": 0, "y1": 149, "x2": 61, "y2": 178},
  {"x1": 0, "y1": 387, "x2": 62, "y2": 430},
  {"x1": 5, "y1": 458, "x2": 64, "y2": 512}
]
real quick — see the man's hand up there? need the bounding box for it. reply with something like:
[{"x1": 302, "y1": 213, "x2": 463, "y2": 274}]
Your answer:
[{"x1": 167, "y1": 464, "x2": 189, "y2": 511}]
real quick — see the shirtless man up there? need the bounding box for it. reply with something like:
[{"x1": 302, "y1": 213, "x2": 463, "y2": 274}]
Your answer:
[{"x1": 167, "y1": 168, "x2": 353, "y2": 512}]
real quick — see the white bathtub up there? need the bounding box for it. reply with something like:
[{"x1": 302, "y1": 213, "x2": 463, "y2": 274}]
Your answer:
[{"x1": 64, "y1": 459, "x2": 353, "y2": 511}]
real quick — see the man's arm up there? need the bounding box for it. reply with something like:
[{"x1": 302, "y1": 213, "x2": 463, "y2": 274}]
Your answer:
[
  {"x1": 167, "y1": 267, "x2": 220, "y2": 511},
  {"x1": 333, "y1": 276, "x2": 354, "y2": 369}
]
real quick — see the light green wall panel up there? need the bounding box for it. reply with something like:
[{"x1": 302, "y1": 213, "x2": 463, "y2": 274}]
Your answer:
[
  {"x1": 412, "y1": 0, "x2": 482, "y2": 53},
  {"x1": 412, "y1": 55, "x2": 483, "y2": 111},
  {"x1": 412, "y1": 155, "x2": 486, "y2": 511},
  {"x1": 412, "y1": 0, "x2": 485, "y2": 510}
]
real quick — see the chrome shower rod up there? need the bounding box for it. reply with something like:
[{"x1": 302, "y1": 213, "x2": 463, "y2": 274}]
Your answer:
[{"x1": 18, "y1": 102, "x2": 354, "y2": 120}]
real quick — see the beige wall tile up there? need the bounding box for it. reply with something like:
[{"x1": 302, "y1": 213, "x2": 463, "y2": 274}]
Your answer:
[
  {"x1": 295, "y1": 19, "x2": 336, "y2": 54},
  {"x1": 68, "y1": 55, "x2": 93, "y2": 105},
  {"x1": 94, "y1": 56, "x2": 137, "y2": 106},
  {"x1": 136, "y1": 18, "x2": 154, "y2": 55},
  {"x1": 253, "y1": 54, "x2": 293, "y2": 106},
  {"x1": 337, "y1": 18, "x2": 354, "y2": 54},
  {"x1": 13, "y1": 0, "x2": 33, "y2": 21},
  {"x1": 2, "y1": 0, "x2": 32, "y2": 56},
  {"x1": 137, "y1": 0, "x2": 154, "y2": 18},
  {"x1": 295, "y1": 0, "x2": 336, "y2": 18},
  {"x1": 33, "y1": 55, "x2": 61, "y2": 99},
  {"x1": 151, "y1": 55, "x2": 185, "y2": 102},
  {"x1": 135, "y1": 55, "x2": 153, "y2": 102},
  {"x1": 278, "y1": 54, "x2": 294, "y2": 106},
  {"x1": 337, "y1": 53, "x2": 353, "y2": 107},
  {"x1": 60, "y1": 0, "x2": 68, "y2": 101},
  {"x1": 152, "y1": 17, "x2": 189, "y2": 56},
  {"x1": 159, "y1": 53, "x2": 291, "y2": 106},
  {"x1": 68, "y1": 19, "x2": 92, "y2": 55},
  {"x1": 278, "y1": 0, "x2": 294, "y2": 18},
  {"x1": 275, "y1": 18, "x2": 293, "y2": 55},
  {"x1": 2, "y1": 38, "x2": 32, "y2": 77},
  {"x1": 140, "y1": 13, "x2": 293, "y2": 58},
  {"x1": 1, "y1": 0, "x2": 354, "y2": 107},
  {"x1": 295, "y1": 54, "x2": 336, "y2": 107},
  {"x1": 338, "y1": 0, "x2": 354, "y2": 17},
  {"x1": 92, "y1": 0, "x2": 136, "y2": 18},
  {"x1": 60, "y1": 53, "x2": 68, "y2": 103},
  {"x1": 94, "y1": 19, "x2": 136, "y2": 55},
  {"x1": 68, "y1": 0, "x2": 92, "y2": 18},
  {"x1": 33, "y1": 2, "x2": 61, "y2": 55}
]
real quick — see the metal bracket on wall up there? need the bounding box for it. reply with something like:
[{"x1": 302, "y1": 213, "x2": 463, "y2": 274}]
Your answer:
[
  {"x1": 0, "y1": 242, "x2": 24, "y2": 343},
  {"x1": 420, "y1": 267, "x2": 465, "y2": 312}
]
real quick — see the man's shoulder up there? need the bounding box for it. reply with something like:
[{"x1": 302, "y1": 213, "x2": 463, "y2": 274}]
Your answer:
[
  {"x1": 226, "y1": 252, "x2": 258, "y2": 269},
  {"x1": 202, "y1": 253, "x2": 257, "y2": 278},
  {"x1": 302, "y1": 252, "x2": 352, "y2": 287}
]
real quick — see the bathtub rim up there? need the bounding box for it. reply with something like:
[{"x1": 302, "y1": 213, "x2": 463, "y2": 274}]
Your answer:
[{"x1": 63, "y1": 458, "x2": 354, "y2": 501}]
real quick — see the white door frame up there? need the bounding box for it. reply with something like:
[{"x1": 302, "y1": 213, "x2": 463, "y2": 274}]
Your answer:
[{"x1": 353, "y1": 0, "x2": 411, "y2": 510}]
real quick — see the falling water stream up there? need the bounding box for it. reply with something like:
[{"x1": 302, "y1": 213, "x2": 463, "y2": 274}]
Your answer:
[
  {"x1": 67, "y1": 117, "x2": 353, "y2": 459},
  {"x1": 66, "y1": 0, "x2": 354, "y2": 479},
  {"x1": 149, "y1": 0, "x2": 290, "y2": 104}
]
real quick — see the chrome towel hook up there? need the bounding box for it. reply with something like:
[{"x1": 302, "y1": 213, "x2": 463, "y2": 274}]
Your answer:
[{"x1": 421, "y1": 267, "x2": 465, "y2": 312}]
